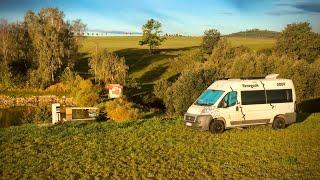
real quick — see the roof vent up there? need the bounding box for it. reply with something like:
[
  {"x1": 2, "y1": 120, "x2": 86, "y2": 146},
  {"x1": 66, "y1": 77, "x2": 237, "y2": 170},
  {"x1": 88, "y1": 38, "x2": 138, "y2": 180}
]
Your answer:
[{"x1": 265, "y1": 74, "x2": 279, "y2": 79}]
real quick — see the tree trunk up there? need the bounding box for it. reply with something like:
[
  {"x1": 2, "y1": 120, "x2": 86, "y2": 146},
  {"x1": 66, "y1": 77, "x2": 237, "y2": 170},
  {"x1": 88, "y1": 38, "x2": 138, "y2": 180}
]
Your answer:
[{"x1": 51, "y1": 71, "x2": 54, "y2": 82}]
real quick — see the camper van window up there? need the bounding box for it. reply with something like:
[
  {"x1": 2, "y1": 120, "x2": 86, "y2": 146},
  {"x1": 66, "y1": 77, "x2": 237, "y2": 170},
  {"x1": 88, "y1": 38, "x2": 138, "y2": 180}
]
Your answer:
[
  {"x1": 241, "y1": 90, "x2": 266, "y2": 105},
  {"x1": 228, "y1": 91, "x2": 237, "y2": 106},
  {"x1": 195, "y1": 90, "x2": 224, "y2": 106},
  {"x1": 266, "y1": 89, "x2": 293, "y2": 103},
  {"x1": 218, "y1": 91, "x2": 237, "y2": 108}
]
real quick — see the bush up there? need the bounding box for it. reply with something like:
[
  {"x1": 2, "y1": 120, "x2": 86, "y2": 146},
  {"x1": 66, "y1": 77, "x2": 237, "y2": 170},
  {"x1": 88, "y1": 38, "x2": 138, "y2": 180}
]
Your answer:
[
  {"x1": 105, "y1": 99, "x2": 141, "y2": 121},
  {"x1": 70, "y1": 75, "x2": 99, "y2": 107},
  {"x1": 201, "y1": 29, "x2": 221, "y2": 54},
  {"x1": 46, "y1": 82, "x2": 70, "y2": 93},
  {"x1": 105, "y1": 98, "x2": 142, "y2": 122},
  {"x1": 163, "y1": 67, "x2": 223, "y2": 115},
  {"x1": 153, "y1": 79, "x2": 171, "y2": 99}
]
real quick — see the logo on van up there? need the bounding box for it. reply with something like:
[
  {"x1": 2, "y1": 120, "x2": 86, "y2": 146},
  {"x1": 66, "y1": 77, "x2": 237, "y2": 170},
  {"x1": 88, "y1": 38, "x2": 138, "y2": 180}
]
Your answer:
[{"x1": 242, "y1": 84, "x2": 259, "y2": 88}]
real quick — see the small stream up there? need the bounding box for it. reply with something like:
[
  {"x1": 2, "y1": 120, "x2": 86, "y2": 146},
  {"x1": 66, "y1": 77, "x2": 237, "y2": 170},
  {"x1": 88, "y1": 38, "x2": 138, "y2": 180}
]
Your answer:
[
  {"x1": 0, "y1": 106, "x2": 101, "y2": 128},
  {"x1": 0, "y1": 106, "x2": 37, "y2": 128}
]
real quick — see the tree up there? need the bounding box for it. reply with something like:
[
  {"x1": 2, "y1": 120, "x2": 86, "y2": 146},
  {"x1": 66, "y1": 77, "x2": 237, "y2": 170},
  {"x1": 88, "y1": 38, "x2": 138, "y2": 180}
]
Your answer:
[
  {"x1": 201, "y1": 29, "x2": 221, "y2": 54},
  {"x1": 275, "y1": 22, "x2": 320, "y2": 63},
  {"x1": 24, "y1": 8, "x2": 78, "y2": 87},
  {"x1": 0, "y1": 19, "x2": 12, "y2": 88},
  {"x1": 139, "y1": 19, "x2": 166, "y2": 53},
  {"x1": 71, "y1": 19, "x2": 87, "y2": 36},
  {"x1": 89, "y1": 48, "x2": 128, "y2": 85}
]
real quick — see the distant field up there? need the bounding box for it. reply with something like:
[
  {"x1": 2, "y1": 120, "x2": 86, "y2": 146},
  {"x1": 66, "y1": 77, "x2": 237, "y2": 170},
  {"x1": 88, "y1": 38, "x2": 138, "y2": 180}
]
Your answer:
[
  {"x1": 1, "y1": 113, "x2": 319, "y2": 179},
  {"x1": 79, "y1": 36, "x2": 202, "y2": 52},
  {"x1": 229, "y1": 37, "x2": 275, "y2": 51},
  {"x1": 76, "y1": 36, "x2": 276, "y2": 84},
  {"x1": 79, "y1": 36, "x2": 275, "y2": 52}
]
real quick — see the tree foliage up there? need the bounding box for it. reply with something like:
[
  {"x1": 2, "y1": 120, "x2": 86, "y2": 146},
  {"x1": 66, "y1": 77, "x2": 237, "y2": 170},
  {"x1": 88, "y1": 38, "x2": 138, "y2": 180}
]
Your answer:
[
  {"x1": 89, "y1": 48, "x2": 129, "y2": 85},
  {"x1": 71, "y1": 19, "x2": 87, "y2": 36},
  {"x1": 139, "y1": 19, "x2": 166, "y2": 53},
  {"x1": 158, "y1": 32, "x2": 320, "y2": 115},
  {"x1": 201, "y1": 29, "x2": 221, "y2": 54},
  {"x1": 275, "y1": 22, "x2": 320, "y2": 63},
  {"x1": 163, "y1": 68, "x2": 223, "y2": 115},
  {"x1": 0, "y1": 8, "x2": 83, "y2": 88}
]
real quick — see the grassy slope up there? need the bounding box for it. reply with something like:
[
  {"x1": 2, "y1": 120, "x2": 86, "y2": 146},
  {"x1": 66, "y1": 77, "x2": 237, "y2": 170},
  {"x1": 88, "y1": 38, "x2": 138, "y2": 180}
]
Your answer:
[
  {"x1": 77, "y1": 36, "x2": 275, "y2": 84},
  {"x1": 1, "y1": 114, "x2": 319, "y2": 179}
]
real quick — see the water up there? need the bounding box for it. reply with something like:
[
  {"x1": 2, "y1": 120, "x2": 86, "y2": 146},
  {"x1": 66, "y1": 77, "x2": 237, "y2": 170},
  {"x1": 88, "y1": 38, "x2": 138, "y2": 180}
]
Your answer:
[
  {"x1": 0, "y1": 106, "x2": 36, "y2": 128},
  {"x1": 0, "y1": 106, "x2": 101, "y2": 128}
]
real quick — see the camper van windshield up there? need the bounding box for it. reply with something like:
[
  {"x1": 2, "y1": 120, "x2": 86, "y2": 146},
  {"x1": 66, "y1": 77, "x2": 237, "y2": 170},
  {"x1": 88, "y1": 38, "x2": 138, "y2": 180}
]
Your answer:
[{"x1": 195, "y1": 90, "x2": 224, "y2": 106}]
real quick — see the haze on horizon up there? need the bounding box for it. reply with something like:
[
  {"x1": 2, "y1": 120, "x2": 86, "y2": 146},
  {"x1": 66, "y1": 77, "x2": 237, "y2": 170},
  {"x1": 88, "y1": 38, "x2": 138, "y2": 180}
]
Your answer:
[{"x1": 0, "y1": 0, "x2": 319, "y2": 35}]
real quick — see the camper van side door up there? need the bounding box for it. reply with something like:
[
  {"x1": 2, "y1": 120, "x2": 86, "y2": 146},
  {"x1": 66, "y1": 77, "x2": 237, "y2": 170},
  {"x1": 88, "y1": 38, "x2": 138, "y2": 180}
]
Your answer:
[
  {"x1": 240, "y1": 90, "x2": 271, "y2": 124},
  {"x1": 217, "y1": 91, "x2": 243, "y2": 127}
]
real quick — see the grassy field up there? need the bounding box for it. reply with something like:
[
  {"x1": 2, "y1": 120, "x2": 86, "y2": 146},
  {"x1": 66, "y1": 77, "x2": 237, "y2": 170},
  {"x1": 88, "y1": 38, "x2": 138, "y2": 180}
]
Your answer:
[
  {"x1": 76, "y1": 36, "x2": 275, "y2": 84},
  {"x1": 0, "y1": 113, "x2": 319, "y2": 179}
]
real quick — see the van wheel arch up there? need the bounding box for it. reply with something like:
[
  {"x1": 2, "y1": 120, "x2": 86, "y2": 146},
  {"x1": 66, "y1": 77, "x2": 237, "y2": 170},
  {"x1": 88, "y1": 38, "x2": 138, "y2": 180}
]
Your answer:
[
  {"x1": 209, "y1": 118, "x2": 226, "y2": 133},
  {"x1": 272, "y1": 115, "x2": 286, "y2": 129},
  {"x1": 273, "y1": 114, "x2": 286, "y2": 123}
]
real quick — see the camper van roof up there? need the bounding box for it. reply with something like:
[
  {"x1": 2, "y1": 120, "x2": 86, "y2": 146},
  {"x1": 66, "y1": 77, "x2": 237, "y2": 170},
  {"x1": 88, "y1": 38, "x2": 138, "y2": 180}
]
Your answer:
[{"x1": 208, "y1": 74, "x2": 293, "y2": 91}]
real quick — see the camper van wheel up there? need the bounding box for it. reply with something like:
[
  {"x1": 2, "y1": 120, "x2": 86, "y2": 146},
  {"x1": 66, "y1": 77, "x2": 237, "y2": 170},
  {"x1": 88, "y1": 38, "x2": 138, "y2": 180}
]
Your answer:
[
  {"x1": 209, "y1": 120, "x2": 225, "y2": 133},
  {"x1": 272, "y1": 117, "x2": 286, "y2": 129}
]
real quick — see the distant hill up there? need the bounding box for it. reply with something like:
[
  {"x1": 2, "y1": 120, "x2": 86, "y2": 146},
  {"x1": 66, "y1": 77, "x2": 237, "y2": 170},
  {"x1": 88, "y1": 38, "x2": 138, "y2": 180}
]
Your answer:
[{"x1": 226, "y1": 29, "x2": 279, "y2": 38}]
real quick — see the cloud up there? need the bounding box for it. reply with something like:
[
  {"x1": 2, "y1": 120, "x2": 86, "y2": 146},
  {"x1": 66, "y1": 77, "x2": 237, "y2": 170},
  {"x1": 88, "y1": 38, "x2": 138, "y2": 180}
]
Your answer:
[
  {"x1": 290, "y1": 2, "x2": 320, "y2": 13},
  {"x1": 265, "y1": 1, "x2": 320, "y2": 16},
  {"x1": 265, "y1": 10, "x2": 306, "y2": 16},
  {"x1": 217, "y1": 11, "x2": 234, "y2": 15}
]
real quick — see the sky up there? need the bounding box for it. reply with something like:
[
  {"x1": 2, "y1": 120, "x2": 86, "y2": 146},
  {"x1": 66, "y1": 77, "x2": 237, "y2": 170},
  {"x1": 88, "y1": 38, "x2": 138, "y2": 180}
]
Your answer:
[{"x1": 0, "y1": 0, "x2": 319, "y2": 35}]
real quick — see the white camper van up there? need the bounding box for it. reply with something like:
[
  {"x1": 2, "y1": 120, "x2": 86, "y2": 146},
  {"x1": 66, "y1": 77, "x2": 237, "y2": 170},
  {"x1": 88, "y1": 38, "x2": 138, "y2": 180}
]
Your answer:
[{"x1": 184, "y1": 74, "x2": 296, "y2": 133}]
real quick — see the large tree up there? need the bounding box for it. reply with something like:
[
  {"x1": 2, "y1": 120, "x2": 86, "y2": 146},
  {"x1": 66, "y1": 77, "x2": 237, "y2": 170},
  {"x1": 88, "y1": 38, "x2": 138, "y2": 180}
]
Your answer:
[
  {"x1": 275, "y1": 22, "x2": 320, "y2": 63},
  {"x1": 201, "y1": 29, "x2": 221, "y2": 54},
  {"x1": 139, "y1": 19, "x2": 166, "y2": 53},
  {"x1": 89, "y1": 48, "x2": 128, "y2": 85},
  {"x1": 24, "y1": 8, "x2": 79, "y2": 87},
  {"x1": 0, "y1": 19, "x2": 12, "y2": 87}
]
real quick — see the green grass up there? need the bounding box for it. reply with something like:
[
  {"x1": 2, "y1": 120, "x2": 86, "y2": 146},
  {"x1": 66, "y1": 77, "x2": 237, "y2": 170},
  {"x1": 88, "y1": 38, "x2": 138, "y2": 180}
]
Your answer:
[
  {"x1": 76, "y1": 36, "x2": 275, "y2": 84},
  {"x1": 1, "y1": 113, "x2": 319, "y2": 179},
  {"x1": 228, "y1": 37, "x2": 276, "y2": 51}
]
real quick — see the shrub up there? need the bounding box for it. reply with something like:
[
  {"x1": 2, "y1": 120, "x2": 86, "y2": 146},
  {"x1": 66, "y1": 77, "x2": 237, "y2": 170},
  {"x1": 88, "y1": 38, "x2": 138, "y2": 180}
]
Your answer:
[
  {"x1": 46, "y1": 82, "x2": 70, "y2": 93},
  {"x1": 105, "y1": 98, "x2": 142, "y2": 122},
  {"x1": 70, "y1": 75, "x2": 99, "y2": 107},
  {"x1": 153, "y1": 79, "x2": 171, "y2": 99},
  {"x1": 201, "y1": 29, "x2": 221, "y2": 54},
  {"x1": 163, "y1": 67, "x2": 223, "y2": 115}
]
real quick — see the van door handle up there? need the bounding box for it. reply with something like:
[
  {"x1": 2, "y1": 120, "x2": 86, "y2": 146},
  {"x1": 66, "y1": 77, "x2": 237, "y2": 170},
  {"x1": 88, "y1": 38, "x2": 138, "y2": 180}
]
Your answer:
[{"x1": 236, "y1": 106, "x2": 239, "y2": 111}]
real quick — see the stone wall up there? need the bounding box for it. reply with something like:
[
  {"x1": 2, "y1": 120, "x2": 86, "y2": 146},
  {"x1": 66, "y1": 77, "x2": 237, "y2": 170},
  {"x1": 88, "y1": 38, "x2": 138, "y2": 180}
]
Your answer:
[{"x1": 0, "y1": 95, "x2": 75, "y2": 108}]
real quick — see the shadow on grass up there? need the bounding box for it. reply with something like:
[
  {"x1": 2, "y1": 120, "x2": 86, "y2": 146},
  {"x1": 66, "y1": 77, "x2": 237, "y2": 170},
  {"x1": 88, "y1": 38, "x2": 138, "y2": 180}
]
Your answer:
[
  {"x1": 296, "y1": 98, "x2": 320, "y2": 123},
  {"x1": 114, "y1": 46, "x2": 198, "y2": 74},
  {"x1": 296, "y1": 113, "x2": 312, "y2": 123},
  {"x1": 139, "y1": 64, "x2": 169, "y2": 82},
  {"x1": 74, "y1": 52, "x2": 92, "y2": 78}
]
